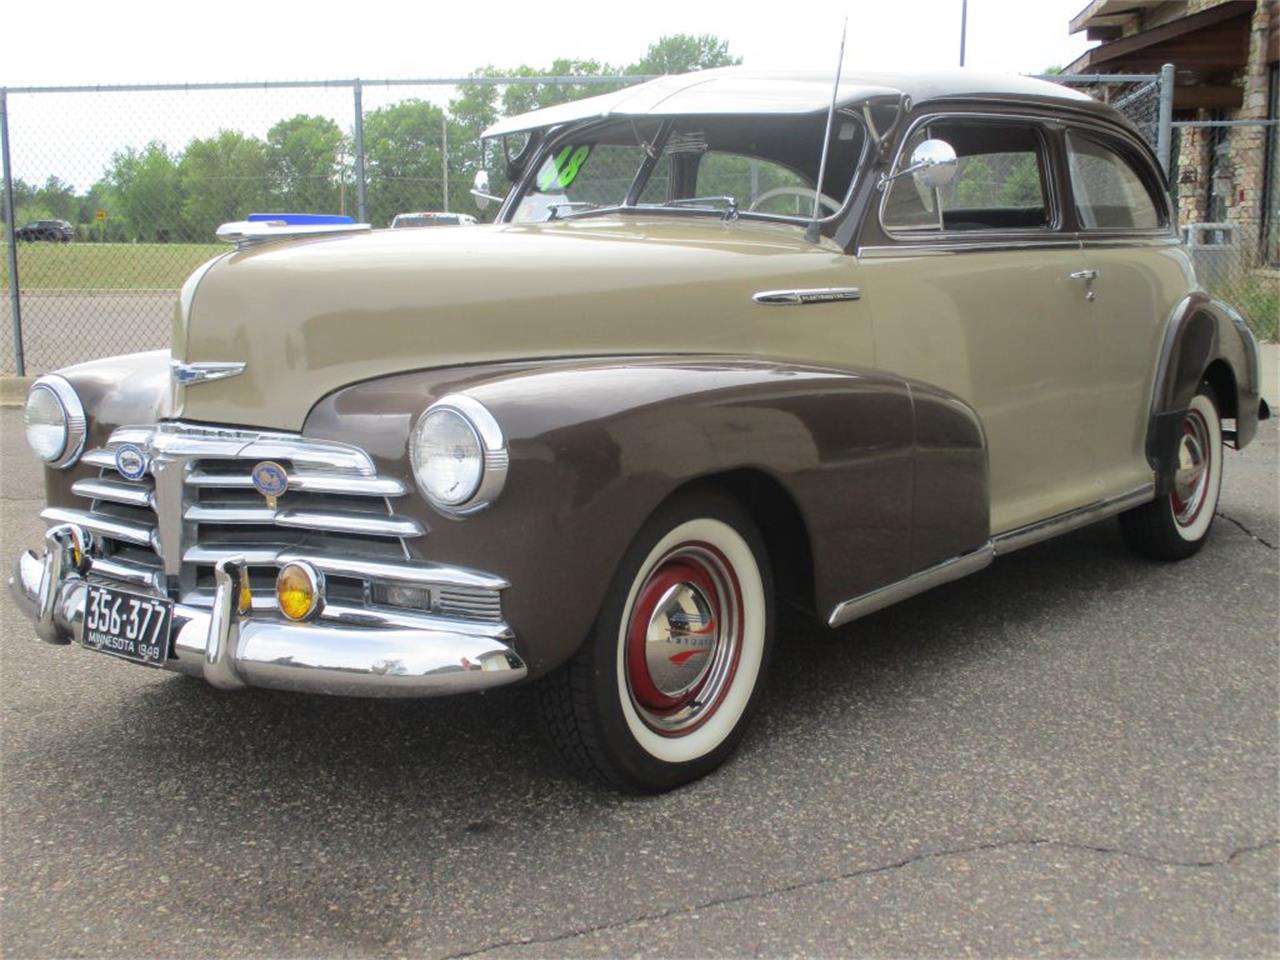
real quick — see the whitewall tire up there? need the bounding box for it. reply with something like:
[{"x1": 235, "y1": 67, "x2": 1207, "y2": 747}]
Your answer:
[{"x1": 538, "y1": 489, "x2": 774, "y2": 792}]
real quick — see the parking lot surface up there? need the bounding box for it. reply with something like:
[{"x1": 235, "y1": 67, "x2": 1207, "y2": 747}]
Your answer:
[{"x1": 1, "y1": 407, "x2": 1276, "y2": 958}]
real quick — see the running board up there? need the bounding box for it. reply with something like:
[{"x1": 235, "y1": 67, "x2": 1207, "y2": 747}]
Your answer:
[{"x1": 825, "y1": 482, "x2": 1156, "y2": 629}]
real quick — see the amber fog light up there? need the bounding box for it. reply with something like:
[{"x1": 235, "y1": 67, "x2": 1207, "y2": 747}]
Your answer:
[{"x1": 276, "y1": 562, "x2": 324, "y2": 622}]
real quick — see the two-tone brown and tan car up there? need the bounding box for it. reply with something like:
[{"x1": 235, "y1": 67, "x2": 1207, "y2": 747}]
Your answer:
[{"x1": 11, "y1": 68, "x2": 1269, "y2": 791}]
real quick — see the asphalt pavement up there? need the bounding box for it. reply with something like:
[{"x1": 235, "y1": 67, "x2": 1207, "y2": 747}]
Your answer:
[{"x1": 1, "y1": 406, "x2": 1276, "y2": 958}]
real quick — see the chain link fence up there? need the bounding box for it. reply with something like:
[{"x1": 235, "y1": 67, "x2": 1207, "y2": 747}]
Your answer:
[{"x1": 3, "y1": 67, "x2": 1273, "y2": 376}]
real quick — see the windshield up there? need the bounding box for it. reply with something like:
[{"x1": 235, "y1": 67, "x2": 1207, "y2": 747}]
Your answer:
[{"x1": 509, "y1": 113, "x2": 867, "y2": 224}]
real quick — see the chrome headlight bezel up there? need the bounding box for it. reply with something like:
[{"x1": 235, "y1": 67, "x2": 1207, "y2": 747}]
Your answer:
[
  {"x1": 24, "y1": 375, "x2": 86, "y2": 469},
  {"x1": 410, "y1": 394, "x2": 509, "y2": 518}
]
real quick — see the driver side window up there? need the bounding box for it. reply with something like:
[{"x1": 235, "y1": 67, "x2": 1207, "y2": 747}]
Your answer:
[
  {"x1": 883, "y1": 120, "x2": 1052, "y2": 233},
  {"x1": 694, "y1": 153, "x2": 811, "y2": 216}
]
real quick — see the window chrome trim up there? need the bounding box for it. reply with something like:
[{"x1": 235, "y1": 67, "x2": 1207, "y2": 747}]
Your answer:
[
  {"x1": 876, "y1": 110, "x2": 1063, "y2": 245},
  {"x1": 1061, "y1": 126, "x2": 1173, "y2": 238}
]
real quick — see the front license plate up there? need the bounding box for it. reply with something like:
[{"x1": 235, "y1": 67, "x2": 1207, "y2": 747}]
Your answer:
[{"x1": 81, "y1": 584, "x2": 174, "y2": 667}]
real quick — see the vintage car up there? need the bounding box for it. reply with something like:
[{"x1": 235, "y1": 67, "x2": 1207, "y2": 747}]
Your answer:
[{"x1": 11, "y1": 68, "x2": 1268, "y2": 792}]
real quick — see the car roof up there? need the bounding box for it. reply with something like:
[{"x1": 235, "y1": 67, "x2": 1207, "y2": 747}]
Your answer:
[{"x1": 482, "y1": 67, "x2": 1104, "y2": 138}]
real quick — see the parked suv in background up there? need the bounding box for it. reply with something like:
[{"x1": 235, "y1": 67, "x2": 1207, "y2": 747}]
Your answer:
[{"x1": 16, "y1": 219, "x2": 74, "y2": 242}]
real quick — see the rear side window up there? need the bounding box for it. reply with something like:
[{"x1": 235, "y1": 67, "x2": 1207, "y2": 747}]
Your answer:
[
  {"x1": 882, "y1": 120, "x2": 1051, "y2": 233},
  {"x1": 1066, "y1": 132, "x2": 1162, "y2": 230}
]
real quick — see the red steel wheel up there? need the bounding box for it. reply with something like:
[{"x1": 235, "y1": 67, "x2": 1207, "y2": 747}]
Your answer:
[{"x1": 622, "y1": 544, "x2": 744, "y2": 736}]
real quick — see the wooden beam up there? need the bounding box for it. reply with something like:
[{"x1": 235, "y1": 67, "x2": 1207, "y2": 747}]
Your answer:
[
  {"x1": 1086, "y1": 25, "x2": 1125, "y2": 41},
  {"x1": 1173, "y1": 85, "x2": 1245, "y2": 111}
]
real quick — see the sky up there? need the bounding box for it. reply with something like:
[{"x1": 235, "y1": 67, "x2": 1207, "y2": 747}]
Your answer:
[
  {"x1": 4, "y1": 0, "x2": 1098, "y2": 192},
  {"x1": 7, "y1": 0, "x2": 1094, "y2": 85}
]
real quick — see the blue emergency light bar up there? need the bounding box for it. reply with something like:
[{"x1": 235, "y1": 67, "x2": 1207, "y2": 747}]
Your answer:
[{"x1": 247, "y1": 213, "x2": 355, "y2": 225}]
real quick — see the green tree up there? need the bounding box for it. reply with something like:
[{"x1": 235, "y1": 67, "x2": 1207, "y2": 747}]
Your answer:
[
  {"x1": 179, "y1": 130, "x2": 271, "y2": 239},
  {"x1": 105, "y1": 141, "x2": 183, "y2": 241},
  {"x1": 267, "y1": 114, "x2": 345, "y2": 214},
  {"x1": 629, "y1": 34, "x2": 741, "y2": 75},
  {"x1": 362, "y1": 99, "x2": 449, "y2": 225}
]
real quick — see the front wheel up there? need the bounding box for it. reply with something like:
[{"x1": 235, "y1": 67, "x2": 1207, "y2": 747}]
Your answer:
[
  {"x1": 538, "y1": 490, "x2": 774, "y2": 792},
  {"x1": 1119, "y1": 385, "x2": 1223, "y2": 560}
]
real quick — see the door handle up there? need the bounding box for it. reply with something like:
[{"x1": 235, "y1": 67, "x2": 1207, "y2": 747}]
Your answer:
[{"x1": 1070, "y1": 269, "x2": 1098, "y2": 300}]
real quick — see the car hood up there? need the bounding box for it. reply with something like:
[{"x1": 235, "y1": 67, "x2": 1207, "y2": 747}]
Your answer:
[{"x1": 173, "y1": 218, "x2": 850, "y2": 431}]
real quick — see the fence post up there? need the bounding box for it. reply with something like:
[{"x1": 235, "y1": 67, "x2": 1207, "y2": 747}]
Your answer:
[
  {"x1": 1, "y1": 88, "x2": 24, "y2": 377},
  {"x1": 1156, "y1": 62, "x2": 1175, "y2": 177},
  {"x1": 353, "y1": 79, "x2": 368, "y2": 224},
  {"x1": 441, "y1": 114, "x2": 449, "y2": 212}
]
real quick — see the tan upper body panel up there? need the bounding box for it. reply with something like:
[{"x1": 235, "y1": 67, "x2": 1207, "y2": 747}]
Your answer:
[{"x1": 175, "y1": 217, "x2": 872, "y2": 431}]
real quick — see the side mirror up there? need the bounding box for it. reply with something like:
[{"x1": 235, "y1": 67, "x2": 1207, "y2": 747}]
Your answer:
[
  {"x1": 471, "y1": 170, "x2": 504, "y2": 211},
  {"x1": 907, "y1": 139, "x2": 958, "y2": 189}
]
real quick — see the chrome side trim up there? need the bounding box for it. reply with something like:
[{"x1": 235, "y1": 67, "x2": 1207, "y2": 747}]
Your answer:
[
  {"x1": 992, "y1": 483, "x2": 1155, "y2": 555},
  {"x1": 41, "y1": 507, "x2": 156, "y2": 549},
  {"x1": 753, "y1": 287, "x2": 862, "y2": 305},
  {"x1": 828, "y1": 544, "x2": 994, "y2": 628},
  {"x1": 169, "y1": 360, "x2": 247, "y2": 386}
]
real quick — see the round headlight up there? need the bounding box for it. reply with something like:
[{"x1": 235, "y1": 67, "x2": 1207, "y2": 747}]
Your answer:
[
  {"x1": 24, "y1": 376, "x2": 86, "y2": 469},
  {"x1": 410, "y1": 395, "x2": 508, "y2": 517}
]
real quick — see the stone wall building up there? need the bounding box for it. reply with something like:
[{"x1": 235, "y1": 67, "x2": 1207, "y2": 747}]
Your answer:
[{"x1": 1066, "y1": 0, "x2": 1279, "y2": 267}]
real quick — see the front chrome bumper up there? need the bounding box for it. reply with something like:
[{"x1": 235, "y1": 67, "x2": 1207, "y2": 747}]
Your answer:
[{"x1": 9, "y1": 524, "x2": 527, "y2": 697}]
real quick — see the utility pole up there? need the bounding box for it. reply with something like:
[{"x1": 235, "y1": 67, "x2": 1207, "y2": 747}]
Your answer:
[
  {"x1": 442, "y1": 114, "x2": 449, "y2": 212},
  {"x1": 959, "y1": 0, "x2": 968, "y2": 66}
]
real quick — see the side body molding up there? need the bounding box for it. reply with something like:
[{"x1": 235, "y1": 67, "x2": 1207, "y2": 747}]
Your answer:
[
  {"x1": 304, "y1": 357, "x2": 990, "y2": 678},
  {"x1": 1147, "y1": 292, "x2": 1265, "y2": 493}
]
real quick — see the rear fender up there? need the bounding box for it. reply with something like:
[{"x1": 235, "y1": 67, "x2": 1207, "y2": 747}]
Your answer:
[{"x1": 1148, "y1": 293, "x2": 1264, "y2": 493}]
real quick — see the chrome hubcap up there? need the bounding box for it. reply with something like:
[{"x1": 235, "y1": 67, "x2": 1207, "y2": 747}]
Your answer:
[
  {"x1": 624, "y1": 544, "x2": 743, "y2": 737},
  {"x1": 1171, "y1": 409, "x2": 1212, "y2": 527},
  {"x1": 644, "y1": 581, "x2": 717, "y2": 697}
]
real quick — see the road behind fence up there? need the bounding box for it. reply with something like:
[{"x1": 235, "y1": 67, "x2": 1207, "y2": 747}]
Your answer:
[{"x1": 2, "y1": 69, "x2": 1276, "y2": 375}]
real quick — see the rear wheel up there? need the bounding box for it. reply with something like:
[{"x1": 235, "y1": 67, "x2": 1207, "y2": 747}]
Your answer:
[
  {"x1": 538, "y1": 490, "x2": 773, "y2": 792},
  {"x1": 1119, "y1": 385, "x2": 1222, "y2": 560}
]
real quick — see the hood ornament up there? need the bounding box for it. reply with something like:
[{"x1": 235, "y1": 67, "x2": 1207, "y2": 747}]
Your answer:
[
  {"x1": 170, "y1": 360, "x2": 246, "y2": 386},
  {"x1": 251, "y1": 461, "x2": 289, "y2": 509}
]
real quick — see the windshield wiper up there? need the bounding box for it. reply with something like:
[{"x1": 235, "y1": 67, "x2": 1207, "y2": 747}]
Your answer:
[
  {"x1": 546, "y1": 201, "x2": 599, "y2": 221},
  {"x1": 662, "y1": 196, "x2": 739, "y2": 221}
]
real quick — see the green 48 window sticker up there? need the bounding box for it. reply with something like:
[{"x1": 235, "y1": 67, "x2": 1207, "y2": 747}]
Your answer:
[{"x1": 537, "y1": 144, "x2": 592, "y2": 191}]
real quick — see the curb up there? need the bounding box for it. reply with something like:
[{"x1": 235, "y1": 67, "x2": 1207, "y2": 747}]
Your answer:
[{"x1": 1, "y1": 376, "x2": 33, "y2": 406}]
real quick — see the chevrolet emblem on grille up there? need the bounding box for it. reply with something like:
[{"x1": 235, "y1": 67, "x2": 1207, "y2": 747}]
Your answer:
[{"x1": 251, "y1": 461, "x2": 289, "y2": 509}]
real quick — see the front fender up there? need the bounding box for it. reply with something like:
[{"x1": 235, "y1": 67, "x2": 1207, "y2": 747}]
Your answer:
[{"x1": 305, "y1": 356, "x2": 988, "y2": 676}]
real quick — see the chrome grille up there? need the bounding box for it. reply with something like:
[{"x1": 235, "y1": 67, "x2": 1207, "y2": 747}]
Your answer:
[{"x1": 46, "y1": 422, "x2": 505, "y2": 623}]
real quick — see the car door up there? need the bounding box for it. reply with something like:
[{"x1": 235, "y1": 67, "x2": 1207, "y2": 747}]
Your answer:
[
  {"x1": 1063, "y1": 126, "x2": 1191, "y2": 499},
  {"x1": 859, "y1": 112, "x2": 1100, "y2": 536}
]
